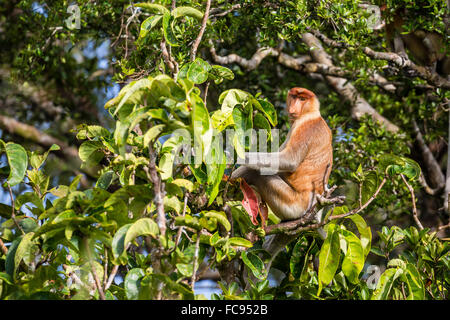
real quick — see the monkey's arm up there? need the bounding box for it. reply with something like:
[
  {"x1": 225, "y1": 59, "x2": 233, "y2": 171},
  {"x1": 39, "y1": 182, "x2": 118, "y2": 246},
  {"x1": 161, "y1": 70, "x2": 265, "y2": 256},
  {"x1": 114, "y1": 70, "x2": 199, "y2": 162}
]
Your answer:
[{"x1": 243, "y1": 143, "x2": 308, "y2": 173}]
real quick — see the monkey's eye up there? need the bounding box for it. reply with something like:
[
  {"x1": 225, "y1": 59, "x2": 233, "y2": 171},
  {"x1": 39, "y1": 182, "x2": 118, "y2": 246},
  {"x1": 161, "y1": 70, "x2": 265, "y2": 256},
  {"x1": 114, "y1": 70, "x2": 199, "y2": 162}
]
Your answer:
[{"x1": 298, "y1": 96, "x2": 306, "y2": 101}]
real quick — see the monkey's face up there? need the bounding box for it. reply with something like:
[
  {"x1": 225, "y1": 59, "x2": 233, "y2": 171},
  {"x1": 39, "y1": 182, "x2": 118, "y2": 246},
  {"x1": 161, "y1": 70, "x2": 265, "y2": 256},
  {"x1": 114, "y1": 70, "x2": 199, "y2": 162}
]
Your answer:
[{"x1": 286, "y1": 87, "x2": 316, "y2": 123}]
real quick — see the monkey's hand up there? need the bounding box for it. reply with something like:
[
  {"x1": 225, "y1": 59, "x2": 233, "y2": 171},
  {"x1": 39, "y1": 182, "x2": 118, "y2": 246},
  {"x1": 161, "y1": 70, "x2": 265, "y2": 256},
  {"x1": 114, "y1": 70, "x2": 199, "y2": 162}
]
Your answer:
[{"x1": 230, "y1": 165, "x2": 248, "y2": 181}]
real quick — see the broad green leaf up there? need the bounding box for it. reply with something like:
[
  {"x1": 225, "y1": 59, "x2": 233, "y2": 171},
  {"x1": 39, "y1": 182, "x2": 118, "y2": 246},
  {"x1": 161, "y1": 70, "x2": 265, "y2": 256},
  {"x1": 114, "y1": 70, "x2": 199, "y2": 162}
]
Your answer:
[
  {"x1": 133, "y1": 3, "x2": 169, "y2": 15},
  {"x1": 209, "y1": 65, "x2": 234, "y2": 84},
  {"x1": 176, "y1": 263, "x2": 194, "y2": 277},
  {"x1": 2, "y1": 142, "x2": 28, "y2": 186},
  {"x1": 204, "y1": 211, "x2": 231, "y2": 232},
  {"x1": 290, "y1": 237, "x2": 309, "y2": 279},
  {"x1": 144, "y1": 124, "x2": 166, "y2": 147},
  {"x1": 341, "y1": 229, "x2": 365, "y2": 284},
  {"x1": 190, "y1": 92, "x2": 212, "y2": 162},
  {"x1": 124, "y1": 268, "x2": 145, "y2": 300},
  {"x1": 228, "y1": 237, "x2": 253, "y2": 248},
  {"x1": 112, "y1": 223, "x2": 132, "y2": 261},
  {"x1": 347, "y1": 214, "x2": 372, "y2": 258},
  {"x1": 5, "y1": 238, "x2": 20, "y2": 278},
  {"x1": 318, "y1": 223, "x2": 340, "y2": 295},
  {"x1": 171, "y1": 179, "x2": 194, "y2": 192},
  {"x1": 115, "y1": 78, "x2": 153, "y2": 116},
  {"x1": 15, "y1": 192, "x2": 44, "y2": 212},
  {"x1": 172, "y1": 6, "x2": 203, "y2": 20},
  {"x1": 187, "y1": 58, "x2": 212, "y2": 84},
  {"x1": 402, "y1": 263, "x2": 425, "y2": 300},
  {"x1": 30, "y1": 144, "x2": 60, "y2": 169},
  {"x1": 371, "y1": 267, "x2": 403, "y2": 300},
  {"x1": 255, "y1": 99, "x2": 277, "y2": 126},
  {"x1": 11, "y1": 233, "x2": 34, "y2": 279},
  {"x1": 124, "y1": 218, "x2": 159, "y2": 248},
  {"x1": 218, "y1": 89, "x2": 252, "y2": 113},
  {"x1": 96, "y1": 171, "x2": 115, "y2": 190},
  {"x1": 0, "y1": 272, "x2": 13, "y2": 285},
  {"x1": 139, "y1": 15, "x2": 163, "y2": 39},
  {"x1": 211, "y1": 109, "x2": 234, "y2": 132},
  {"x1": 162, "y1": 12, "x2": 179, "y2": 46},
  {"x1": 241, "y1": 251, "x2": 265, "y2": 280},
  {"x1": 79, "y1": 141, "x2": 104, "y2": 165}
]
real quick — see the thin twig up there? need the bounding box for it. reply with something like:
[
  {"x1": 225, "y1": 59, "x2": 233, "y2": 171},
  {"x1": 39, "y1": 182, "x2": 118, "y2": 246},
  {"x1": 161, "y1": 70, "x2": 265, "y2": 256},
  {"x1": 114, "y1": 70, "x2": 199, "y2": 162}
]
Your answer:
[
  {"x1": 190, "y1": 231, "x2": 201, "y2": 288},
  {"x1": 400, "y1": 174, "x2": 424, "y2": 230},
  {"x1": 144, "y1": 145, "x2": 166, "y2": 237},
  {"x1": 190, "y1": 0, "x2": 211, "y2": 61},
  {"x1": 266, "y1": 177, "x2": 387, "y2": 235},
  {"x1": 104, "y1": 265, "x2": 119, "y2": 291},
  {"x1": 7, "y1": 183, "x2": 25, "y2": 235},
  {"x1": 83, "y1": 238, "x2": 106, "y2": 300}
]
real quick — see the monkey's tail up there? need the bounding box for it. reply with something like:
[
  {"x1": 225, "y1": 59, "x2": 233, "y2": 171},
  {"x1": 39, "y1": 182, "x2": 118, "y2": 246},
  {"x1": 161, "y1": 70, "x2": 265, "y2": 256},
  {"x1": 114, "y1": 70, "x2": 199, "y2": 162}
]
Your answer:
[{"x1": 263, "y1": 233, "x2": 298, "y2": 271}]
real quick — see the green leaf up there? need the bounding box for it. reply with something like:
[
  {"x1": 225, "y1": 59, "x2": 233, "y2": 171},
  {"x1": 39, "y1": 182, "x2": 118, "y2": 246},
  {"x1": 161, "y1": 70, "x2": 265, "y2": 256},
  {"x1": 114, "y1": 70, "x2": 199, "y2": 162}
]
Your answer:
[
  {"x1": 124, "y1": 268, "x2": 145, "y2": 300},
  {"x1": 402, "y1": 263, "x2": 425, "y2": 300},
  {"x1": 187, "y1": 58, "x2": 212, "y2": 84},
  {"x1": 204, "y1": 211, "x2": 231, "y2": 232},
  {"x1": 172, "y1": 6, "x2": 203, "y2": 20},
  {"x1": 0, "y1": 272, "x2": 13, "y2": 285},
  {"x1": 2, "y1": 142, "x2": 28, "y2": 186},
  {"x1": 143, "y1": 124, "x2": 165, "y2": 147},
  {"x1": 347, "y1": 214, "x2": 372, "y2": 258},
  {"x1": 162, "y1": 12, "x2": 179, "y2": 46},
  {"x1": 139, "y1": 15, "x2": 163, "y2": 39},
  {"x1": 96, "y1": 171, "x2": 115, "y2": 190},
  {"x1": 114, "y1": 78, "x2": 153, "y2": 116},
  {"x1": 30, "y1": 144, "x2": 60, "y2": 169},
  {"x1": 318, "y1": 223, "x2": 340, "y2": 295},
  {"x1": 112, "y1": 223, "x2": 132, "y2": 261},
  {"x1": 176, "y1": 263, "x2": 193, "y2": 277},
  {"x1": 134, "y1": 3, "x2": 169, "y2": 15},
  {"x1": 228, "y1": 237, "x2": 253, "y2": 248},
  {"x1": 5, "y1": 238, "x2": 20, "y2": 278},
  {"x1": 13, "y1": 232, "x2": 34, "y2": 279},
  {"x1": 290, "y1": 237, "x2": 309, "y2": 279},
  {"x1": 0, "y1": 203, "x2": 12, "y2": 219},
  {"x1": 241, "y1": 251, "x2": 266, "y2": 280},
  {"x1": 255, "y1": 99, "x2": 277, "y2": 126},
  {"x1": 340, "y1": 229, "x2": 365, "y2": 284},
  {"x1": 190, "y1": 91, "x2": 212, "y2": 162},
  {"x1": 124, "y1": 218, "x2": 159, "y2": 248},
  {"x1": 171, "y1": 179, "x2": 194, "y2": 192},
  {"x1": 371, "y1": 267, "x2": 403, "y2": 300},
  {"x1": 209, "y1": 65, "x2": 234, "y2": 84},
  {"x1": 79, "y1": 141, "x2": 104, "y2": 165}
]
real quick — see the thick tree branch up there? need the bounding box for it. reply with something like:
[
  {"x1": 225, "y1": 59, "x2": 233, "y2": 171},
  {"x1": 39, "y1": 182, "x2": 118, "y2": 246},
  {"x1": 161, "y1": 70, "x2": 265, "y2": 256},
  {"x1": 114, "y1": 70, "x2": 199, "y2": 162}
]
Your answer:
[
  {"x1": 0, "y1": 114, "x2": 97, "y2": 182},
  {"x1": 362, "y1": 47, "x2": 450, "y2": 89},
  {"x1": 412, "y1": 120, "x2": 445, "y2": 190},
  {"x1": 210, "y1": 37, "x2": 400, "y2": 133},
  {"x1": 301, "y1": 33, "x2": 400, "y2": 133}
]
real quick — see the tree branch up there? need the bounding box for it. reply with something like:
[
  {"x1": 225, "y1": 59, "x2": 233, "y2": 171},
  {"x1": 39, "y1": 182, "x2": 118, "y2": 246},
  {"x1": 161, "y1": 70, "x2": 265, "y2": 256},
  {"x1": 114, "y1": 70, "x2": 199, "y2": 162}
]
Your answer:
[
  {"x1": 265, "y1": 177, "x2": 387, "y2": 235},
  {"x1": 400, "y1": 174, "x2": 424, "y2": 230},
  {"x1": 190, "y1": 0, "x2": 211, "y2": 61}
]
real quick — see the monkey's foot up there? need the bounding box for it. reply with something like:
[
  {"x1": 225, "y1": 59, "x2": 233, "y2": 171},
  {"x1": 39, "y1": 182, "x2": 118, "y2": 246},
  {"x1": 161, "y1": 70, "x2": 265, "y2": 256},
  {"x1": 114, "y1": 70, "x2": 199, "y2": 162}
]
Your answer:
[{"x1": 316, "y1": 193, "x2": 346, "y2": 205}]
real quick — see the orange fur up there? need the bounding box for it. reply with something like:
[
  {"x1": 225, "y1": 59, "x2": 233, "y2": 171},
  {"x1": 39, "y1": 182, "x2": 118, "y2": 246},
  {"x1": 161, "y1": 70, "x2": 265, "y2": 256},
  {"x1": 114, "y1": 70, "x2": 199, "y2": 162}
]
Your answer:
[{"x1": 232, "y1": 87, "x2": 333, "y2": 221}]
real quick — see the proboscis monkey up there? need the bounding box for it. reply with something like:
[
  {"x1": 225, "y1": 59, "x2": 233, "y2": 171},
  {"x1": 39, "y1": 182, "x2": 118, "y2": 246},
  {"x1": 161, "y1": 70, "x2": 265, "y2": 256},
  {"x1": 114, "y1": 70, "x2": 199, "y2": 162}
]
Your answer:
[{"x1": 231, "y1": 87, "x2": 333, "y2": 267}]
